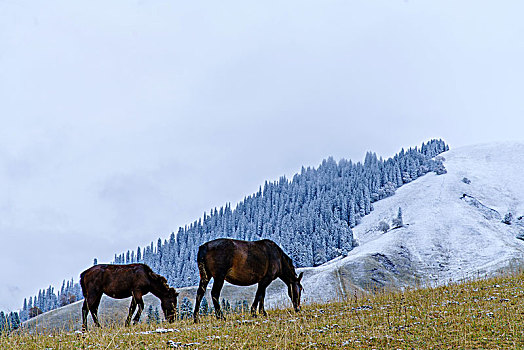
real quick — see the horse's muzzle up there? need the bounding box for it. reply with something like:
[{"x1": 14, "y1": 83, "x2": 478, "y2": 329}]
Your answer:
[{"x1": 294, "y1": 306, "x2": 301, "y2": 312}]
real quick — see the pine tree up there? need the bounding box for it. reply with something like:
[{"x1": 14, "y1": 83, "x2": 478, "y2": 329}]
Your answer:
[
  {"x1": 154, "y1": 306, "x2": 160, "y2": 324},
  {"x1": 0, "y1": 312, "x2": 6, "y2": 334},
  {"x1": 179, "y1": 297, "x2": 193, "y2": 320},
  {"x1": 137, "y1": 246, "x2": 142, "y2": 262},
  {"x1": 146, "y1": 305, "x2": 154, "y2": 324},
  {"x1": 392, "y1": 207, "x2": 403, "y2": 228},
  {"x1": 503, "y1": 212, "x2": 513, "y2": 225},
  {"x1": 200, "y1": 297, "x2": 209, "y2": 315},
  {"x1": 242, "y1": 300, "x2": 249, "y2": 313},
  {"x1": 9, "y1": 312, "x2": 20, "y2": 330},
  {"x1": 21, "y1": 298, "x2": 29, "y2": 322}
]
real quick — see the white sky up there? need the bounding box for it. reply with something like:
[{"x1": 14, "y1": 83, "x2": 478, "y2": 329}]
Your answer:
[{"x1": 1, "y1": 0, "x2": 524, "y2": 311}]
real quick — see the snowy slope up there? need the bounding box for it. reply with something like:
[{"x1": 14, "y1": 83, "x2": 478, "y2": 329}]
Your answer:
[
  {"x1": 287, "y1": 142, "x2": 524, "y2": 306},
  {"x1": 24, "y1": 142, "x2": 524, "y2": 331},
  {"x1": 351, "y1": 142, "x2": 524, "y2": 281}
]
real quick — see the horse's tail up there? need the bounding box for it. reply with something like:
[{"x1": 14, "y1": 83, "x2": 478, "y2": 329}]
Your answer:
[
  {"x1": 197, "y1": 244, "x2": 209, "y2": 282},
  {"x1": 79, "y1": 270, "x2": 88, "y2": 299}
]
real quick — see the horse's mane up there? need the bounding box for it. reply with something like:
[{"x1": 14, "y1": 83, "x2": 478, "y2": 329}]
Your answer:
[
  {"x1": 259, "y1": 239, "x2": 296, "y2": 276},
  {"x1": 277, "y1": 245, "x2": 297, "y2": 277},
  {"x1": 144, "y1": 265, "x2": 170, "y2": 289},
  {"x1": 282, "y1": 251, "x2": 294, "y2": 269}
]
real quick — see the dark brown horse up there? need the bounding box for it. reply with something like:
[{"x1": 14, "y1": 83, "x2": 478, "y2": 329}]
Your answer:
[
  {"x1": 80, "y1": 263, "x2": 179, "y2": 330},
  {"x1": 193, "y1": 238, "x2": 304, "y2": 322}
]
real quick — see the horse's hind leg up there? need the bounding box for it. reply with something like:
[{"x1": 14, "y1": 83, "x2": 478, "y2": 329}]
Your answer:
[
  {"x1": 250, "y1": 296, "x2": 258, "y2": 317},
  {"x1": 82, "y1": 299, "x2": 89, "y2": 331},
  {"x1": 193, "y1": 274, "x2": 210, "y2": 323},
  {"x1": 211, "y1": 278, "x2": 225, "y2": 320},
  {"x1": 125, "y1": 296, "x2": 137, "y2": 327},
  {"x1": 88, "y1": 294, "x2": 103, "y2": 328},
  {"x1": 132, "y1": 294, "x2": 144, "y2": 325}
]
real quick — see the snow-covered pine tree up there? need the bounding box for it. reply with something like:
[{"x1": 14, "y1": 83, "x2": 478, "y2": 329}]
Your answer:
[
  {"x1": 0, "y1": 312, "x2": 6, "y2": 334},
  {"x1": 200, "y1": 297, "x2": 209, "y2": 315},
  {"x1": 146, "y1": 305, "x2": 154, "y2": 324},
  {"x1": 179, "y1": 297, "x2": 193, "y2": 320},
  {"x1": 8, "y1": 312, "x2": 20, "y2": 331},
  {"x1": 153, "y1": 306, "x2": 160, "y2": 323},
  {"x1": 137, "y1": 246, "x2": 142, "y2": 262},
  {"x1": 392, "y1": 207, "x2": 404, "y2": 228}
]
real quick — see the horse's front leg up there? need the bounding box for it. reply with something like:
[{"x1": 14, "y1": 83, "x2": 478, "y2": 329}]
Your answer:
[
  {"x1": 252, "y1": 280, "x2": 270, "y2": 317},
  {"x1": 258, "y1": 291, "x2": 267, "y2": 317},
  {"x1": 125, "y1": 296, "x2": 137, "y2": 327},
  {"x1": 132, "y1": 294, "x2": 144, "y2": 325},
  {"x1": 251, "y1": 290, "x2": 261, "y2": 317},
  {"x1": 258, "y1": 283, "x2": 270, "y2": 316}
]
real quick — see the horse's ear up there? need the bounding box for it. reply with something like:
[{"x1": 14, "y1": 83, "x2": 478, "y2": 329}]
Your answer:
[{"x1": 298, "y1": 272, "x2": 304, "y2": 282}]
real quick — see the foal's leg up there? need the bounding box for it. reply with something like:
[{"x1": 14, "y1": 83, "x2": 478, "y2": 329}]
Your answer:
[
  {"x1": 211, "y1": 278, "x2": 226, "y2": 320},
  {"x1": 125, "y1": 296, "x2": 137, "y2": 327},
  {"x1": 193, "y1": 276, "x2": 210, "y2": 323},
  {"x1": 132, "y1": 293, "x2": 144, "y2": 325}
]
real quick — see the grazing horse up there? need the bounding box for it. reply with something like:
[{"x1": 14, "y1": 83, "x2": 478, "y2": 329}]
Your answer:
[
  {"x1": 80, "y1": 263, "x2": 179, "y2": 330},
  {"x1": 193, "y1": 238, "x2": 304, "y2": 323}
]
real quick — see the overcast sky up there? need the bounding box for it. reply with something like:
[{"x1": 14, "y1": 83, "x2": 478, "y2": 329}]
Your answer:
[{"x1": 1, "y1": 0, "x2": 523, "y2": 311}]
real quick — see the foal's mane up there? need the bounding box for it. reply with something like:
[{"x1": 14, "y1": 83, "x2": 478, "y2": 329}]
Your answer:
[{"x1": 144, "y1": 265, "x2": 170, "y2": 289}]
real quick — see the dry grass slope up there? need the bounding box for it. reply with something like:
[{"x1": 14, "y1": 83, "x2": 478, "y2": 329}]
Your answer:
[{"x1": 4, "y1": 270, "x2": 524, "y2": 349}]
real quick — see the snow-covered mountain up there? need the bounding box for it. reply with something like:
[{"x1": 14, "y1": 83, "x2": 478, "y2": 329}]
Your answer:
[
  {"x1": 289, "y1": 142, "x2": 524, "y2": 305},
  {"x1": 24, "y1": 142, "x2": 524, "y2": 331}
]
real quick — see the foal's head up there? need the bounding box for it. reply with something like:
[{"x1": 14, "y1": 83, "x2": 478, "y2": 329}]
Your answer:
[
  {"x1": 161, "y1": 288, "x2": 179, "y2": 322},
  {"x1": 288, "y1": 272, "x2": 304, "y2": 312}
]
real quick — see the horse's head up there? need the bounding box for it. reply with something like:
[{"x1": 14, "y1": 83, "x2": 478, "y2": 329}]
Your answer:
[
  {"x1": 288, "y1": 272, "x2": 304, "y2": 312},
  {"x1": 161, "y1": 287, "x2": 179, "y2": 322}
]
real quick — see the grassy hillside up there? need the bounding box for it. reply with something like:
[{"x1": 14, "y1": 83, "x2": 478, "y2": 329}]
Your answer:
[{"x1": 4, "y1": 270, "x2": 524, "y2": 349}]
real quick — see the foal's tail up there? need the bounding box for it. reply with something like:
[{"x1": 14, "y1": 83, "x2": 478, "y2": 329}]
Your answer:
[{"x1": 197, "y1": 244, "x2": 209, "y2": 282}]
